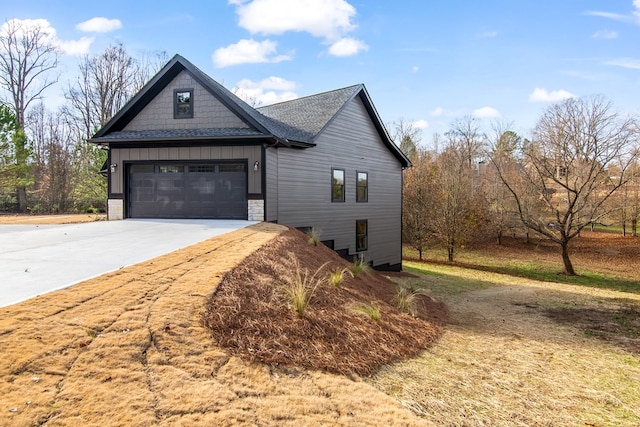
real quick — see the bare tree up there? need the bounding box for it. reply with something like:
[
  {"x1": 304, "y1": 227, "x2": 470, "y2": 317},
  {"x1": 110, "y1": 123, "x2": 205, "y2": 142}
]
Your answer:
[
  {"x1": 0, "y1": 18, "x2": 59, "y2": 211},
  {"x1": 490, "y1": 96, "x2": 639, "y2": 275},
  {"x1": 28, "y1": 103, "x2": 75, "y2": 212},
  {"x1": 392, "y1": 118, "x2": 422, "y2": 161},
  {"x1": 445, "y1": 115, "x2": 486, "y2": 167}
]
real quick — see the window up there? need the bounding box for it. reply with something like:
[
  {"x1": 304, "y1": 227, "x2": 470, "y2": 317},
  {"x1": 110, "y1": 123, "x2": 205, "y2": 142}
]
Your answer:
[
  {"x1": 332, "y1": 168, "x2": 345, "y2": 202},
  {"x1": 159, "y1": 165, "x2": 184, "y2": 173},
  {"x1": 356, "y1": 220, "x2": 368, "y2": 252},
  {"x1": 174, "y1": 89, "x2": 193, "y2": 119},
  {"x1": 356, "y1": 171, "x2": 368, "y2": 202}
]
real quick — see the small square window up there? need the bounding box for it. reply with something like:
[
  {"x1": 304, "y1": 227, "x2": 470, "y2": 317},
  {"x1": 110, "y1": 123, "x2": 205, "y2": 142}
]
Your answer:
[
  {"x1": 174, "y1": 89, "x2": 193, "y2": 119},
  {"x1": 332, "y1": 168, "x2": 345, "y2": 202},
  {"x1": 356, "y1": 171, "x2": 368, "y2": 202},
  {"x1": 356, "y1": 219, "x2": 368, "y2": 252}
]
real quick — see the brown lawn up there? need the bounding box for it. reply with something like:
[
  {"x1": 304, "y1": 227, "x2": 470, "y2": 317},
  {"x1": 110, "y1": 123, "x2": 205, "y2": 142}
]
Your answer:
[{"x1": 0, "y1": 220, "x2": 440, "y2": 426}]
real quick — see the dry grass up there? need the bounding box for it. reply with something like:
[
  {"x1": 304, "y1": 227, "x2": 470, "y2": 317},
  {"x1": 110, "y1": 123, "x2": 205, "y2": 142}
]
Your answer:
[
  {"x1": 0, "y1": 223, "x2": 432, "y2": 426},
  {"x1": 369, "y1": 261, "x2": 640, "y2": 426},
  {"x1": 0, "y1": 214, "x2": 105, "y2": 224}
]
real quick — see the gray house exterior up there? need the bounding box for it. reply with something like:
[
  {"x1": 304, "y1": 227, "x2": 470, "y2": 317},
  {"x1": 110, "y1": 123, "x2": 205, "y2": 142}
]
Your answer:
[{"x1": 90, "y1": 55, "x2": 410, "y2": 270}]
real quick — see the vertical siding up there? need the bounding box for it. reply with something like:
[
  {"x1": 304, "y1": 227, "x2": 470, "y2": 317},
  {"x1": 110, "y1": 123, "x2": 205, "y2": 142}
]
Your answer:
[
  {"x1": 265, "y1": 147, "x2": 278, "y2": 221},
  {"x1": 110, "y1": 145, "x2": 262, "y2": 194},
  {"x1": 276, "y1": 96, "x2": 403, "y2": 267},
  {"x1": 123, "y1": 70, "x2": 250, "y2": 131}
]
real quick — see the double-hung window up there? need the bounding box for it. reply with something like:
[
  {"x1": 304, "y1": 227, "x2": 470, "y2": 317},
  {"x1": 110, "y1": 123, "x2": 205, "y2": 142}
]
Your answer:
[
  {"x1": 356, "y1": 219, "x2": 368, "y2": 252},
  {"x1": 332, "y1": 168, "x2": 345, "y2": 202},
  {"x1": 356, "y1": 171, "x2": 368, "y2": 202}
]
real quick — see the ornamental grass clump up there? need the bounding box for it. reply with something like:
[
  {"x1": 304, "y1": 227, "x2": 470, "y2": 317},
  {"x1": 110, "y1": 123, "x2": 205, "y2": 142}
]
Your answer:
[
  {"x1": 395, "y1": 284, "x2": 428, "y2": 316},
  {"x1": 350, "y1": 256, "x2": 371, "y2": 279},
  {"x1": 328, "y1": 267, "x2": 351, "y2": 288},
  {"x1": 352, "y1": 302, "x2": 382, "y2": 322},
  {"x1": 306, "y1": 227, "x2": 320, "y2": 246},
  {"x1": 282, "y1": 258, "x2": 329, "y2": 317}
]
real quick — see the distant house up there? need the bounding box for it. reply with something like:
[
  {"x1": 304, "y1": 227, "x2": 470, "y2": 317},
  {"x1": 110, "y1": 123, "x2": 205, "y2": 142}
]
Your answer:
[{"x1": 90, "y1": 55, "x2": 410, "y2": 270}]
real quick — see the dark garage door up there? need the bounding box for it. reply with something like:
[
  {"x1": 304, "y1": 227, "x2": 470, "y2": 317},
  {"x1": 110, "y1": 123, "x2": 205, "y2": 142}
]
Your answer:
[{"x1": 128, "y1": 163, "x2": 247, "y2": 219}]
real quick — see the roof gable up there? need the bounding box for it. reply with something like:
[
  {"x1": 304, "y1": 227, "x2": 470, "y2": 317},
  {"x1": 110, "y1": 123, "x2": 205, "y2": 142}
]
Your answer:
[
  {"x1": 258, "y1": 84, "x2": 410, "y2": 167},
  {"x1": 91, "y1": 54, "x2": 295, "y2": 146},
  {"x1": 90, "y1": 54, "x2": 409, "y2": 166}
]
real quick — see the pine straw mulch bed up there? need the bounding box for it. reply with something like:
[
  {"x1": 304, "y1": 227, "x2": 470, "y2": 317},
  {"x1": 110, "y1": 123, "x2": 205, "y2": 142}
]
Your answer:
[{"x1": 203, "y1": 227, "x2": 448, "y2": 377}]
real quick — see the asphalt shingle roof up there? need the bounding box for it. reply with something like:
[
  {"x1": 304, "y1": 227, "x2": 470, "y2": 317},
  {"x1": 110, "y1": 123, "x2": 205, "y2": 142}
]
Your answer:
[
  {"x1": 257, "y1": 85, "x2": 361, "y2": 143},
  {"x1": 91, "y1": 128, "x2": 264, "y2": 142}
]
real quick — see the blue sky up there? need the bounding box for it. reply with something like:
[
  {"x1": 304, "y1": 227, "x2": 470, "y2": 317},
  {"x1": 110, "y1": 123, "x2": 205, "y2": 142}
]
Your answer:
[{"x1": 2, "y1": 0, "x2": 640, "y2": 147}]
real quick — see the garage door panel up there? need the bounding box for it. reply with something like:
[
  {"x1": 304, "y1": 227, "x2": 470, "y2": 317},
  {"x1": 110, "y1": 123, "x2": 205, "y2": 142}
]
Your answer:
[{"x1": 128, "y1": 163, "x2": 247, "y2": 219}]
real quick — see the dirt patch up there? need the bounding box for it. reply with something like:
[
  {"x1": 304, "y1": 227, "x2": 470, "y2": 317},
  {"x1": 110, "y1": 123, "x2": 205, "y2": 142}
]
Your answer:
[
  {"x1": 203, "y1": 227, "x2": 447, "y2": 377},
  {"x1": 543, "y1": 303, "x2": 640, "y2": 354}
]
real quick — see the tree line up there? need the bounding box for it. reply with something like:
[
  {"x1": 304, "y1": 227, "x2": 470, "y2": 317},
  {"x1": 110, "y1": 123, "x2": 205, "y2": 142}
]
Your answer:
[
  {"x1": 0, "y1": 19, "x2": 166, "y2": 214},
  {"x1": 399, "y1": 96, "x2": 640, "y2": 276}
]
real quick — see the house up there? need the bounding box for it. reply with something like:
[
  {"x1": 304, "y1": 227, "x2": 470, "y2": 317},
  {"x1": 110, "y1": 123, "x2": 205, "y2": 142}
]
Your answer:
[{"x1": 90, "y1": 55, "x2": 410, "y2": 270}]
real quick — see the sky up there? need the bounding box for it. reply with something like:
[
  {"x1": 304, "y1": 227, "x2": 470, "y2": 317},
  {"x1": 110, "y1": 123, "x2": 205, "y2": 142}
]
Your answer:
[{"x1": 2, "y1": 0, "x2": 640, "y2": 148}]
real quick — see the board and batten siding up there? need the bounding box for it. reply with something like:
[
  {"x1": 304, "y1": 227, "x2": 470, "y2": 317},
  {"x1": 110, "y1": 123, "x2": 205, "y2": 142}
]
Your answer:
[
  {"x1": 124, "y1": 70, "x2": 250, "y2": 131},
  {"x1": 109, "y1": 145, "x2": 262, "y2": 195},
  {"x1": 265, "y1": 147, "x2": 279, "y2": 222},
  {"x1": 275, "y1": 96, "x2": 403, "y2": 267}
]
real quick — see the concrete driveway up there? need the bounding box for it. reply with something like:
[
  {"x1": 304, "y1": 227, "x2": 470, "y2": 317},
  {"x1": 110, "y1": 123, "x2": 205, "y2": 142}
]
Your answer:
[{"x1": 0, "y1": 219, "x2": 256, "y2": 307}]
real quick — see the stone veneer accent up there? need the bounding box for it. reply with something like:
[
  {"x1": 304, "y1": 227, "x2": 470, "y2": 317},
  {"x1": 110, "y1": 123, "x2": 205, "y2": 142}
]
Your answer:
[
  {"x1": 248, "y1": 199, "x2": 264, "y2": 221},
  {"x1": 107, "y1": 199, "x2": 124, "y2": 220}
]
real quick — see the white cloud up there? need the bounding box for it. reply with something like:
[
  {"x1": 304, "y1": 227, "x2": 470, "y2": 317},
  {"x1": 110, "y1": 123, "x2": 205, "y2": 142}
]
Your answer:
[
  {"x1": 412, "y1": 119, "x2": 429, "y2": 129},
  {"x1": 529, "y1": 88, "x2": 576, "y2": 102},
  {"x1": 585, "y1": 11, "x2": 632, "y2": 22},
  {"x1": 472, "y1": 106, "x2": 501, "y2": 118},
  {"x1": 430, "y1": 107, "x2": 444, "y2": 117},
  {"x1": 605, "y1": 57, "x2": 640, "y2": 69},
  {"x1": 429, "y1": 107, "x2": 464, "y2": 117},
  {"x1": 230, "y1": 0, "x2": 366, "y2": 56},
  {"x1": 76, "y1": 17, "x2": 122, "y2": 33},
  {"x1": 328, "y1": 37, "x2": 367, "y2": 56},
  {"x1": 411, "y1": 65, "x2": 419, "y2": 73},
  {"x1": 233, "y1": 0, "x2": 357, "y2": 40},
  {"x1": 477, "y1": 30, "x2": 498, "y2": 38},
  {"x1": 212, "y1": 38, "x2": 292, "y2": 67},
  {"x1": 0, "y1": 18, "x2": 93, "y2": 56},
  {"x1": 233, "y1": 76, "x2": 298, "y2": 106},
  {"x1": 592, "y1": 29, "x2": 618, "y2": 39},
  {"x1": 58, "y1": 37, "x2": 95, "y2": 56}
]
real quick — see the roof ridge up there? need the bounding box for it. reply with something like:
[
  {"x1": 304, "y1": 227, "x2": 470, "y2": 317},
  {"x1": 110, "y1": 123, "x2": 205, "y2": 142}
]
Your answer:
[{"x1": 258, "y1": 84, "x2": 362, "y2": 109}]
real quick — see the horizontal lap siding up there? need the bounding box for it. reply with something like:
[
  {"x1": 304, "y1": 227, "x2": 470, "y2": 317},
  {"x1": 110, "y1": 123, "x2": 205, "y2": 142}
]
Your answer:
[
  {"x1": 110, "y1": 145, "x2": 262, "y2": 195},
  {"x1": 276, "y1": 96, "x2": 402, "y2": 267}
]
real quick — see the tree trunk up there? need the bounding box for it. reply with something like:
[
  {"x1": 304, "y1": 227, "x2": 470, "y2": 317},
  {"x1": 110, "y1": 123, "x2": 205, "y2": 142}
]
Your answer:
[
  {"x1": 418, "y1": 248, "x2": 423, "y2": 261},
  {"x1": 496, "y1": 230, "x2": 502, "y2": 245},
  {"x1": 632, "y1": 219, "x2": 637, "y2": 237},
  {"x1": 17, "y1": 187, "x2": 27, "y2": 213},
  {"x1": 447, "y1": 246, "x2": 454, "y2": 262},
  {"x1": 622, "y1": 221, "x2": 626, "y2": 237},
  {"x1": 561, "y1": 242, "x2": 576, "y2": 275}
]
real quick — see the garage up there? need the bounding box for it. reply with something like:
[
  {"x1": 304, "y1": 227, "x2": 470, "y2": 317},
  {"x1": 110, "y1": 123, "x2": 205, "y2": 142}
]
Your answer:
[{"x1": 127, "y1": 162, "x2": 247, "y2": 219}]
